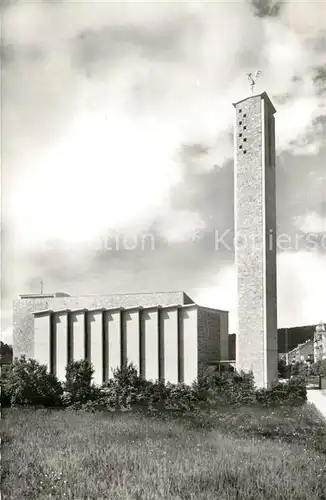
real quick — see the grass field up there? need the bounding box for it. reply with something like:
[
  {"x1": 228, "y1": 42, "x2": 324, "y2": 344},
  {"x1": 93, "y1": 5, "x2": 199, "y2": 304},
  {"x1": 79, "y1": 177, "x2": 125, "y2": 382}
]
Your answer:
[{"x1": 1, "y1": 404, "x2": 326, "y2": 499}]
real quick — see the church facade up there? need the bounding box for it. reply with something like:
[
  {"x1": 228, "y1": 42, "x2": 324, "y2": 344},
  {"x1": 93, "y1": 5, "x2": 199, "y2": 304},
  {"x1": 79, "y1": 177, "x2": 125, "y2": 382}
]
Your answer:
[{"x1": 13, "y1": 291, "x2": 229, "y2": 385}]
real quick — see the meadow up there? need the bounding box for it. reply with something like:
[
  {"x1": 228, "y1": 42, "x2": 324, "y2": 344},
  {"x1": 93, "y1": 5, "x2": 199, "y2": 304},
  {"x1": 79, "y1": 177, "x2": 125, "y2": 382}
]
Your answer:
[{"x1": 1, "y1": 404, "x2": 326, "y2": 499}]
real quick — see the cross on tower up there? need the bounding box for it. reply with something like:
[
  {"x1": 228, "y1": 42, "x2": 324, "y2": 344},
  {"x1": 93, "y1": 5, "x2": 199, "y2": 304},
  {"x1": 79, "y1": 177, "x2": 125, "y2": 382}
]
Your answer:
[{"x1": 40, "y1": 280, "x2": 44, "y2": 294}]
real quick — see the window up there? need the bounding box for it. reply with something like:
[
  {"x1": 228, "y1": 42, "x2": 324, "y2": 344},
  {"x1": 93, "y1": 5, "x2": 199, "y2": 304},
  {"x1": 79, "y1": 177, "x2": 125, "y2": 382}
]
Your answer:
[
  {"x1": 243, "y1": 138, "x2": 247, "y2": 142},
  {"x1": 243, "y1": 126, "x2": 247, "y2": 130},
  {"x1": 243, "y1": 150, "x2": 247, "y2": 154},
  {"x1": 239, "y1": 145, "x2": 242, "y2": 149},
  {"x1": 239, "y1": 133, "x2": 242, "y2": 137},
  {"x1": 243, "y1": 113, "x2": 247, "y2": 118},
  {"x1": 239, "y1": 121, "x2": 242, "y2": 125},
  {"x1": 239, "y1": 109, "x2": 242, "y2": 113}
]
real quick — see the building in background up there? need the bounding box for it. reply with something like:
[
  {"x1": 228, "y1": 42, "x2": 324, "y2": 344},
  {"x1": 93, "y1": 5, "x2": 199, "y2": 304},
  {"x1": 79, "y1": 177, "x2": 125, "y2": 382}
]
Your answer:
[
  {"x1": 314, "y1": 321, "x2": 326, "y2": 362},
  {"x1": 0, "y1": 341, "x2": 13, "y2": 374},
  {"x1": 229, "y1": 323, "x2": 325, "y2": 364},
  {"x1": 286, "y1": 339, "x2": 314, "y2": 364},
  {"x1": 13, "y1": 291, "x2": 229, "y2": 385}
]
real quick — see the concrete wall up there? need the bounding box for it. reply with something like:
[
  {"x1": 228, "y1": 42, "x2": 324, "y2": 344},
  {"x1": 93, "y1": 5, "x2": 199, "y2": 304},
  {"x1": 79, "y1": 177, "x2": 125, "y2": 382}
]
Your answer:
[
  {"x1": 55, "y1": 312, "x2": 68, "y2": 381},
  {"x1": 162, "y1": 307, "x2": 179, "y2": 383},
  {"x1": 219, "y1": 311, "x2": 229, "y2": 360},
  {"x1": 18, "y1": 300, "x2": 228, "y2": 387},
  {"x1": 234, "y1": 93, "x2": 278, "y2": 388},
  {"x1": 263, "y1": 99, "x2": 278, "y2": 383},
  {"x1": 107, "y1": 310, "x2": 122, "y2": 378},
  {"x1": 197, "y1": 308, "x2": 220, "y2": 377},
  {"x1": 71, "y1": 311, "x2": 85, "y2": 362},
  {"x1": 182, "y1": 307, "x2": 198, "y2": 384},
  {"x1": 34, "y1": 312, "x2": 51, "y2": 369},
  {"x1": 124, "y1": 309, "x2": 140, "y2": 372},
  {"x1": 89, "y1": 310, "x2": 103, "y2": 385},
  {"x1": 13, "y1": 291, "x2": 193, "y2": 359},
  {"x1": 143, "y1": 308, "x2": 159, "y2": 381}
]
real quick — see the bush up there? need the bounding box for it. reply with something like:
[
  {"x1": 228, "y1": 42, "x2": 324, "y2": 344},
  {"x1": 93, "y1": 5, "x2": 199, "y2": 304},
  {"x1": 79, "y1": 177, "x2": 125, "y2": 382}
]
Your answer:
[
  {"x1": 195, "y1": 370, "x2": 256, "y2": 408},
  {"x1": 290, "y1": 361, "x2": 308, "y2": 378},
  {"x1": 1, "y1": 356, "x2": 63, "y2": 407},
  {"x1": 73, "y1": 363, "x2": 203, "y2": 413},
  {"x1": 63, "y1": 360, "x2": 95, "y2": 406},
  {"x1": 1, "y1": 367, "x2": 13, "y2": 407},
  {"x1": 310, "y1": 359, "x2": 326, "y2": 377},
  {"x1": 255, "y1": 377, "x2": 307, "y2": 407},
  {"x1": 278, "y1": 359, "x2": 290, "y2": 379},
  {"x1": 111, "y1": 362, "x2": 140, "y2": 388},
  {"x1": 78, "y1": 366, "x2": 259, "y2": 412},
  {"x1": 1, "y1": 356, "x2": 309, "y2": 412}
]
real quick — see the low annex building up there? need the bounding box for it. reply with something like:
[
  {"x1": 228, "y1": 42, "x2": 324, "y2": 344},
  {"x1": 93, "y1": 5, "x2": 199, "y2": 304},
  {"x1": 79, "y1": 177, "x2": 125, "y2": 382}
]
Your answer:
[{"x1": 13, "y1": 291, "x2": 229, "y2": 385}]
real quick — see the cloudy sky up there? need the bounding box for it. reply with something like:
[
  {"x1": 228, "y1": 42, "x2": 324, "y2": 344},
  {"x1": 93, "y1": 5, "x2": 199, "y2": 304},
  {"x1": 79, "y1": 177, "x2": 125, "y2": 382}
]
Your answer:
[{"x1": 1, "y1": 0, "x2": 326, "y2": 344}]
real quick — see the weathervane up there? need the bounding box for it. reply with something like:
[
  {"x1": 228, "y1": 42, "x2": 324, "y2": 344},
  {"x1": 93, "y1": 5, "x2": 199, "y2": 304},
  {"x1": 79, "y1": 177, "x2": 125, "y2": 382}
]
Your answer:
[{"x1": 247, "y1": 70, "x2": 262, "y2": 95}]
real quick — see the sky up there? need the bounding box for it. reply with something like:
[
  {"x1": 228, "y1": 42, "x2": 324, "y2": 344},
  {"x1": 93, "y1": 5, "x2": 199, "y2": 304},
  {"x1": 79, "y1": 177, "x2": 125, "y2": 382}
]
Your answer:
[{"x1": 1, "y1": 0, "x2": 326, "y2": 345}]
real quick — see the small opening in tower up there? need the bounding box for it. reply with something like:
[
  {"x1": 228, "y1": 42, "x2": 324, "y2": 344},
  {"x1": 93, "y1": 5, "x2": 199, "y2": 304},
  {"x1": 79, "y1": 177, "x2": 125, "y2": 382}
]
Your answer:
[
  {"x1": 243, "y1": 126, "x2": 247, "y2": 130},
  {"x1": 243, "y1": 138, "x2": 247, "y2": 142},
  {"x1": 239, "y1": 133, "x2": 242, "y2": 137},
  {"x1": 243, "y1": 113, "x2": 247, "y2": 118},
  {"x1": 239, "y1": 109, "x2": 242, "y2": 113},
  {"x1": 239, "y1": 145, "x2": 242, "y2": 149},
  {"x1": 243, "y1": 150, "x2": 247, "y2": 154},
  {"x1": 239, "y1": 121, "x2": 242, "y2": 125}
]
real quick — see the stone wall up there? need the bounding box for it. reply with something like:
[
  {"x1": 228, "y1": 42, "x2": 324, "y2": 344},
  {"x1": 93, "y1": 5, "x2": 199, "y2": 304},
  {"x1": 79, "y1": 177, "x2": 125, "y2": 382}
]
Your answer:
[
  {"x1": 197, "y1": 307, "x2": 221, "y2": 377},
  {"x1": 13, "y1": 291, "x2": 193, "y2": 359},
  {"x1": 219, "y1": 311, "x2": 229, "y2": 360}
]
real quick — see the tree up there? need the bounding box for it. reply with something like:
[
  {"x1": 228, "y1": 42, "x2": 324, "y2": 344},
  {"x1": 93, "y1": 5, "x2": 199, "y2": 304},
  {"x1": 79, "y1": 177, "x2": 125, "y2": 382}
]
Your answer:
[
  {"x1": 278, "y1": 358, "x2": 290, "y2": 379},
  {"x1": 310, "y1": 359, "x2": 326, "y2": 377},
  {"x1": 64, "y1": 360, "x2": 94, "y2": 405},
  {"x1": 2, "y1": 356, "x2": 63, "y2": 406}
]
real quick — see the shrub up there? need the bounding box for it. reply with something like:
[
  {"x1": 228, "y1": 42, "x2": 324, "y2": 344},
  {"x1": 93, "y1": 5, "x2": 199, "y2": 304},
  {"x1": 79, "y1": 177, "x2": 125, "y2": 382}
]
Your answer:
[
  {"x1": 290, "y1": 361, "x2": 308, "y2": 378},
  {"x1": 73, "y1": 362, "x2": 150, "y2": 411},
  {"x1": 255, "y1": 377, "x2": 307, "y2": 407},
  {"x1": 163, "y1": 383, "x2": 201, "y2": 411},
  {"x1": 75, "y1": 363, "x2": 203, "y2": 413},
  {"x1": 111, "y1": 362, "x2": 140, "y2": 388},
  {"x1": 192, "y1": 370, "x2": 256, "y2": 408},
  {"x1": 0, "y1": 366, "x2": 13, "y2": 407},
  {"x1": 278, "y1": 359, "x2": 290, "y2": 379},
  {"x1": 310, "y1": 359, "x2": 326, "y2": 377},
  {"x1": 1, "y1": 356, "x2": 63, "y2": 406},
  {"x1": 63, "y1": 360, "x2": 95, "y2": 406}
]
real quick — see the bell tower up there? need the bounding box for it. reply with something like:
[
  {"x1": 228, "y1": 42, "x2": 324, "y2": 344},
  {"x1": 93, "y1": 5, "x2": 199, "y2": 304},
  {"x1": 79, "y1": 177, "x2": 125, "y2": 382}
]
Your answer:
[{"x1": 233, "y1": 90, "x2": 278, "y2": 388}]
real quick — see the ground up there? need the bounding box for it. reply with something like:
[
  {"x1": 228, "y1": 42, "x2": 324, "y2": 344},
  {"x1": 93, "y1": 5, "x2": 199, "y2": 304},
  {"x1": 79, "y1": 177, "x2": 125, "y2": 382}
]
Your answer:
[{"x1": 1, "y1": 405, "x2": 326, "y2": 499}]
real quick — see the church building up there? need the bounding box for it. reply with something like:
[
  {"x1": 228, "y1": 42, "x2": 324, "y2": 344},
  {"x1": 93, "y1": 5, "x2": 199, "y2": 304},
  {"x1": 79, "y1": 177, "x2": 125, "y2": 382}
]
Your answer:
[
  {"x1": 13, "y1": 89, "x2": 279, "y2": 389},
  {"x1": 13, "y1": 291, "x2": 229, "y2": 385}
]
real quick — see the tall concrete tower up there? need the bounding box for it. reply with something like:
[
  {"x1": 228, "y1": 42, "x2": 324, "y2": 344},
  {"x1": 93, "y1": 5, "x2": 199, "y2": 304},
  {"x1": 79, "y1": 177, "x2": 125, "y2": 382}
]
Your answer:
[{"x1": 233, "y1": 91, "x2": 278, "y2": 388}]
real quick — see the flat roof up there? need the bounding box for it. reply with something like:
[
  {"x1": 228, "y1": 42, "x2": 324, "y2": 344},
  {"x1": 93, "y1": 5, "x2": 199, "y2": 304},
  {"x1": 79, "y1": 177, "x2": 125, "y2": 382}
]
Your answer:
[
  {"x1": 19, "y1": 292, "x2": 70, "y2": 299},
  {"x1": 232, "y1": 91, "x2": 276, "y2": 114},
  {"x1": 32, "y1": 303, "x2": 228, "y2": 316}
]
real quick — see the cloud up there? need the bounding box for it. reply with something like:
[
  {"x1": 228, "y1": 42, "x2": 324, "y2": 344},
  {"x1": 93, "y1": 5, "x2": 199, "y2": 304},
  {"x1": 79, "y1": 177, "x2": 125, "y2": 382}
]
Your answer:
[
  {"x1": 294, "y1": 212, "x2": 326, "y2": 234},
  {"x1": 277, "y1": 251, "x2": 326, "y2": 328},
  {"x1": 1, "y1": 327, "x2": 13, "y2": 346}
]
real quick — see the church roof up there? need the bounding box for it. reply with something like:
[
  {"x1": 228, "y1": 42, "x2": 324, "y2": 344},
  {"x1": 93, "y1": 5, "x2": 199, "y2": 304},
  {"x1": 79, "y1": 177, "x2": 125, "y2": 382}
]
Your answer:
[{"x1": 232, "y1": 91, "x2": 276, "y2": 114}]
